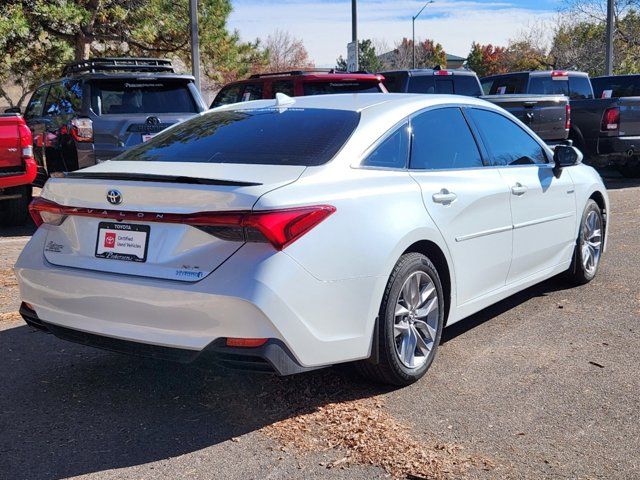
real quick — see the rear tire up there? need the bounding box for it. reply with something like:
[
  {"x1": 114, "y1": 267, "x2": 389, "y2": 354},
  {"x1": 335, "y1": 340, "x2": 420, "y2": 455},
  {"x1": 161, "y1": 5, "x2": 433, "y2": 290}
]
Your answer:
[
  {"x1": 565, "y1": 200, "x2": 603, "y2": 285},
  {"x1": 0, "y1": 186, "x2": 32, "y2": 226},
  {"x1": 356, "y1": 253, "x2": 444, "y2": 386}
]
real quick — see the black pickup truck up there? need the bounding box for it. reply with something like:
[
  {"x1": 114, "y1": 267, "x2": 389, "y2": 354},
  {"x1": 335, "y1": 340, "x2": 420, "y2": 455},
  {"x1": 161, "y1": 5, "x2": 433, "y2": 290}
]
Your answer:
[
  {"x1": 381, "y1": 68, "x2": 570, "y2": 145},
  {"x1": 482, "y1": 70, "x2": 640, "y2": 177}
]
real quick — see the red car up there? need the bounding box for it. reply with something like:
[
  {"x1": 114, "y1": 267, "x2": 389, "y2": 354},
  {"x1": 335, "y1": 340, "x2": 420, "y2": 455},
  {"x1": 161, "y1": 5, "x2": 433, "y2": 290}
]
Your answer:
[
  {"x1": 211, "y1": 69, "x2": 387, "y2": 107},
  {"x1": 0, "y1": 114, "x2": 37, "y2": 226}
]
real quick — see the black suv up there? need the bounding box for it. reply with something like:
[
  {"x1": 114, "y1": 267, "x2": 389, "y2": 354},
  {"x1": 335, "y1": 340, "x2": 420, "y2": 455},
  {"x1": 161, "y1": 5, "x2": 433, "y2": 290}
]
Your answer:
[
  {"x1": 380, "y1": 68, "x2": 483, "y2": 96},
  {"x1": 19, "y1": 58, "x2": 206, "y2": 186}
]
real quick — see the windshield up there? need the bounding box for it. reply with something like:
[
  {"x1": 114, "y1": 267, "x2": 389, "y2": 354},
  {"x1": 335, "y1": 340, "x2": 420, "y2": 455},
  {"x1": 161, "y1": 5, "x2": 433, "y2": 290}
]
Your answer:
[
  {"x1": 113, "y1": 107, "x2": 361, "y2": 166},
  {"x1": 90, "y1": 80, "x2": 198, "y2": 115}
]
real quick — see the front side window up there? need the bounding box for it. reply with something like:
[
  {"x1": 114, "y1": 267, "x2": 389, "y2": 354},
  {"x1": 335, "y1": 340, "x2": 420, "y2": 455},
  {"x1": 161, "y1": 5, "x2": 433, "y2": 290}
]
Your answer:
[
  {"x1": 114, "y1": 107, "x2": 361, "y2": 167},
  {"x1": 43, "y1": 80, "x2": 82, "y2": 117},
  {"x1": 90, "y1": 80, "x2": 197, "y2": 115},
  {"x1": 469, "y1": 109, "x2": 547, "y2": 166},
  {"x1": 410, "y1": 107, "x2": 483, "y2": 170},
  {"x1": 362, "y1": 123, "x2": 410, "y2": 169},
  {"x1": 24, "y1": 85, "x2": 49, "y2": 120}
]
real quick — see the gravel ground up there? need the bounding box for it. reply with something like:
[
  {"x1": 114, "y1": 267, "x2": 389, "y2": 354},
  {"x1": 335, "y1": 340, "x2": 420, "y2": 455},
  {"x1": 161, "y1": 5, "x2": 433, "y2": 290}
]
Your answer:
[{"x1": 0, "y1": 175, "x2": 638, "y2": 479}]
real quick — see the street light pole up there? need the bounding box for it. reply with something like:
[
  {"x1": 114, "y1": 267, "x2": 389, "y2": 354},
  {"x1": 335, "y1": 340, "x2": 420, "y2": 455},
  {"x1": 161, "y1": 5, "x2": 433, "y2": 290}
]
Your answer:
[
  {"x1": 605, "y1": 0, "x2": 615, "y2": 75},
  {"x1": 412, "y1": 1, "x2": 434, "y2": 69},
  {"x1": 189, "y1": 0, "x2": 201, "y2": 92},
  {"x1": 352, "y1": 0, "x2": 359, "y2": 71}
]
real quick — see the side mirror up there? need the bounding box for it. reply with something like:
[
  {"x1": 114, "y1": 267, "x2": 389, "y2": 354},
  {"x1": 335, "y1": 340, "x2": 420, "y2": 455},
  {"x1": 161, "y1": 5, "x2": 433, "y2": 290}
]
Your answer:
[
  {"x1": 4, "y1": 107, "x2": 20, "y2": 114},
  {"x1": 553, "y1": 145, "x2": 583, "y2": 178}
]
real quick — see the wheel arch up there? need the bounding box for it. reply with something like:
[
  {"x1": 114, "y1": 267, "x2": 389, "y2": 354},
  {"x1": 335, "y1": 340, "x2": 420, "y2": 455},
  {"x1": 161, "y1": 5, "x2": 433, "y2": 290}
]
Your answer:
[{"x1": 589, "y1": 189, "x2": 608, "y2": 246}]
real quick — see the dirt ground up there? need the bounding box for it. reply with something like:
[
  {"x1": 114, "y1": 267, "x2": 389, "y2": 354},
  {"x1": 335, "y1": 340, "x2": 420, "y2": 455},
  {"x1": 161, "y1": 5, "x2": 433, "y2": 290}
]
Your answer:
[{"x1": 0, "y1": 175, "x2": 638, "y2": 480}]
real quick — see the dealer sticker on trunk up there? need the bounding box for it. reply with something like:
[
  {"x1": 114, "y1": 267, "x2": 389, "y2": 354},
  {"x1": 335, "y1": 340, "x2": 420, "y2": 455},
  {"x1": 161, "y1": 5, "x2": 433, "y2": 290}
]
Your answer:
[{"x1": 95, "y1": 222, "x2": 150, "y2": 262}]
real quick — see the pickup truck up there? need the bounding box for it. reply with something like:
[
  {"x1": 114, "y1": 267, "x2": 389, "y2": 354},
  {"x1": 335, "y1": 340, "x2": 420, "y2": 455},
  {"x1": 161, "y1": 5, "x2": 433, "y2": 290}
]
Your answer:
[
  {"x1": 482, "y1": 70, "x2": 640, "y2": 177},
  {"x1": 381, "y1": 68, "x2": 570, "y2": 144},
  {"x1": 0, "y1": 114, "x2": 36, "y2": 226}
]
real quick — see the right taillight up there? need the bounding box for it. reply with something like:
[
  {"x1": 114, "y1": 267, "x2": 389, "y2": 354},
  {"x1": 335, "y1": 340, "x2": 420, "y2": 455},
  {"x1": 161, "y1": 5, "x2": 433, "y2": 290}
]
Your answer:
[
  {"x1": 565, "y1": 104, "x2": 571, "y2": 131},
  {"x1": 70, "y1": 117, "x2": 93, "y2": 142},
  {"x1": 601, "y1": 107, "x2": 620, "y2": 131}
]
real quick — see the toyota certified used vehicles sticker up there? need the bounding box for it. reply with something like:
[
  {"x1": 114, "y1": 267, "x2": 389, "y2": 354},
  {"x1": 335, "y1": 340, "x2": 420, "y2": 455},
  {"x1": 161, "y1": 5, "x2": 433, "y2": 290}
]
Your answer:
[{"x1": 95, "y1": 222, "x2": 150, "y2": 262}]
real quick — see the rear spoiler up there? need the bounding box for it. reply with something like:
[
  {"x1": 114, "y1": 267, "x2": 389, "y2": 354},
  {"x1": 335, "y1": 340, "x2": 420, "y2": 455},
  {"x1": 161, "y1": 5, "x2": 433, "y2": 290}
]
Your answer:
[{"x1": 62, "y1": 171, "x2": 262, "y2": 187}]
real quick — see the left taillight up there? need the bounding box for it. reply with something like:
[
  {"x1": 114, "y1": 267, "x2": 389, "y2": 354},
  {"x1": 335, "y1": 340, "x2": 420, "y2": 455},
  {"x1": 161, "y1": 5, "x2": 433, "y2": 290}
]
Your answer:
[
  {"x1": 70, "y1": 117, "x2": 93, "y2": 142},
  {"x1": 28, "y1": 198, "x2": 335, "y2": 250},
  {"x1": 17, "y1": 122, "x2": 33, "y2": 159}
]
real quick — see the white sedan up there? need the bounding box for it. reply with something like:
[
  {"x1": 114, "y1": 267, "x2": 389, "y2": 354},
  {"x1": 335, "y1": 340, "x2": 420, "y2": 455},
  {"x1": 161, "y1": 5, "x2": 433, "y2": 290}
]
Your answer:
[{"x1": 15, "y1": 93, "x2": 608, "y2": 385}]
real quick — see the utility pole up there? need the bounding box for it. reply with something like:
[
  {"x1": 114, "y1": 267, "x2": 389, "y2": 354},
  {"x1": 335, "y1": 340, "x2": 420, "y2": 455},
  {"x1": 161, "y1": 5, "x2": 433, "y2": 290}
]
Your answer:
[
  {"x1": 605, "y1": 0, "x2": 615, "y2": 75},
  {"x1": 352, "y1": 0, "x2": 359, "y2": 71},
  {"x1": 189, "y1": 0, "x2": 201, "y2": 91},
  {"x1": 412, "y1": 1, "x2": 434, "y2": 69}
]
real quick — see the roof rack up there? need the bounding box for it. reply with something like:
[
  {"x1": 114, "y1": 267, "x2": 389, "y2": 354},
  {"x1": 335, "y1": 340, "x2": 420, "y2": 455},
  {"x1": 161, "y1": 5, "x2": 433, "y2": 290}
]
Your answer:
[
  {"x1": 63, "y1": 58, "x2": 175, "y2": 76},
  {"x1": 250, "y1": 68, "x2": 354, "y2": 79}
]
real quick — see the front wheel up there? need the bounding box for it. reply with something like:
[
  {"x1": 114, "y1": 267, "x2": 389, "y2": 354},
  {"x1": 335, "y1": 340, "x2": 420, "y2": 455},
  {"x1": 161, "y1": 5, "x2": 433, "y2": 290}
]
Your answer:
[
  {"x1": 565, "y1": 200, "x2": 603, "y2": 285},
  {"x1": 356, "y1": 253, "x2": 444, "y2": 386}
]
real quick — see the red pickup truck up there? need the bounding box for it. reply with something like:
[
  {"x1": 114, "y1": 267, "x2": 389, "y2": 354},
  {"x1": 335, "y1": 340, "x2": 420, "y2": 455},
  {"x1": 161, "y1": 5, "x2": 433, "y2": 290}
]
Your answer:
[{"x1": 0, "y1": 114, "x2": 37, "y2": 226}]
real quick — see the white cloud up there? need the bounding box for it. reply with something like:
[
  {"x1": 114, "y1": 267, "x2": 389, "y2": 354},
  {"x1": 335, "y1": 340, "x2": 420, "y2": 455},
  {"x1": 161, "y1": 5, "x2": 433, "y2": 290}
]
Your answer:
[{"x1": 228, "y1": 0, "x2": 556, "y2": 66}]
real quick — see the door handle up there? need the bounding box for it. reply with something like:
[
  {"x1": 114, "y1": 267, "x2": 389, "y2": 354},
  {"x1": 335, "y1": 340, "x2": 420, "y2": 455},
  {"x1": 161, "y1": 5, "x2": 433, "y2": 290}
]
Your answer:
[
  {"x1": 432, "y1": 189, "x2": 457, "y2": 205},
  {"x1": 511, "y1": 182, "x2": 528, "y2": 196}
]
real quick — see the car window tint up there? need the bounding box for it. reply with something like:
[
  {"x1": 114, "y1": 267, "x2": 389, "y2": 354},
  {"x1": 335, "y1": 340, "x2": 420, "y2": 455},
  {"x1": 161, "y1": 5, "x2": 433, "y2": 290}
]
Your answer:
[
  {"x1": 568, "y1": 76, "x2": 594, "y2": 99},
  {"x1": 90, "y1": 80, "x2": 197, "y2": 115},
  {"x1": 469, "y1": 109, "x2": 547, "y2": 166},
  {"x1": 241, "y1": 83, "x2": 263, "y2": 101},
  {"x1": 362, "y1": 123, "x2": 409, "y2": 168},
  {"x1": 303, "y1": 81, "x2": 380, "y2": 95},
  {"x1": 271, "y1": 80, "x2": 294, "y2": 97},
  {"x1": 212, "y1": 85, "x2": 243, "y2": 107},
  {"x1": 24, "y1": 86, "x2": 49, "y2": 120},
  {"x1": 410, "y1": 107, "x2": 483, "y2": 170},
  {"x1": 382, "y1": 72, "x2": 407, "y2": 93},
  {"x1": 453, "y1": 76, "x2": 482, "y2": 96},
  {"x1": 407, "y1": 76, "x2": 436, "y2": 94},
  {"x1": 529, "y1": 76, "x2": 569, "y2": 96},
  {"x1": 115, "y1": 107, "x2": 361, "y2": 167},
  {"x1": 434, "y1": 79, "x2": 454, "y2": 94},
  {"x1": 481, "y1": 79, "x2": 493, "y2": 95},
  {"x1": 43, "y1": 80, "x2": 82, "y2": 116},
  {"x1": 490, "y1": 75, "x2": 527, "y2": 94},
  {"x1": 592, "y1": 76, "x2": 640, "y2": 98}
]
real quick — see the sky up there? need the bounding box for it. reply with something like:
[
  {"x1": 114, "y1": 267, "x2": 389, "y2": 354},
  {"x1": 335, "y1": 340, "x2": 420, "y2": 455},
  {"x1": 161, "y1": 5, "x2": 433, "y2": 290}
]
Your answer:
[{"x1": 228, "y1": 0, "x2": 562, "y2": 66}]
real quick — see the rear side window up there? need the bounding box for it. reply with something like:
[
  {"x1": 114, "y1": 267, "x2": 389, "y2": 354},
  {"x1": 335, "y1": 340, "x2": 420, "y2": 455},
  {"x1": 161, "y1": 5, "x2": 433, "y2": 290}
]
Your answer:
[
  {"x1": 362, "y1": 123, "x2": 410, "y2": 169},
  {"x1": 24, "y1": 85, "x2": 49, "y2": 120},
  {"x1": 568, "y1": 76, "x2": 593, "y2": 99},
  {"x1": 212, "y1": 84, "x2": 243, "y2": 107},
  {"x1": 44, "y1": 80, "x2": 82, "y2": 116},
  {"x1": 410, "y1": 108, "x2": 483, "y2": 170},
  {"x1": 592, "y1": 76, "x2": 640, "y2": 98},
  {"x1": 469, "y1": 109, "x2": 547, "y2": 166},
  {"x1": 271, "y1": 80, "x2": 294, "y2": 97},
  {"x1": 303, "y1": 81, "x2": 380, "y2": 95},
  {"x1": 529, "y1": 76, "x2": 569, "y2": 96},
  {"x1": 115, "y1": 107, "x2": 361, "y2": 166},
  {"x1": 90, "y1": 80, "x2": 197, "y2": 115},
  {"x1": 488, "y1": 75, "x2": 527, "y2": 94}
]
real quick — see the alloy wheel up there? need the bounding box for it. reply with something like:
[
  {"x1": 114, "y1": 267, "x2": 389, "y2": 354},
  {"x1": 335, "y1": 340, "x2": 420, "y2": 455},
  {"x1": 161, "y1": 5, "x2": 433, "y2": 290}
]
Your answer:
[{"x1": 581, "y1": 210, "x2": 602, "y2": 276}]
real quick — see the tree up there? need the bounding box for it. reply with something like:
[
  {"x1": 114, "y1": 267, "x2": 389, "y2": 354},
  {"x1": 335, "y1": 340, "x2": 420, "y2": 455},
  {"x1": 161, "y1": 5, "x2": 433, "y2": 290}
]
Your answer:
[
  {"x1": 336, "y1": 39, "x2": 383, "y2": 72},
  {"x1": 264, "y1": 30, "x2": 313, "y2": 72},
  {"x1": 466, "y1": 42, "x2": 508, "y2": 76},
  {"x1": 378, "y1": 38, "x2": 446, "y2": 70},
  {"x1": 0, "y1": 0, "x2": 266, "y2": 107}
]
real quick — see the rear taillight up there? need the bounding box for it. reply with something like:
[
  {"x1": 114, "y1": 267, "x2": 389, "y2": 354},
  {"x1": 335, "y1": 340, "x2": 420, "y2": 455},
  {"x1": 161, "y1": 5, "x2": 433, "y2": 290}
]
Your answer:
[
  {"x1": 70, "y1": 117, "x2": 93, "y2": 142},
  {"x1": 601, "y1": 107, "x2": 620, "y2": 131},
  {"x1": 565, "y1": 104, "x2": 571, "y2": 131},
  {"x1": 28, "y1": 197, "x2": 335, "y2": 250},
  {"x1": 17, "y1": 123, "x2": 33, "y2": 159}
]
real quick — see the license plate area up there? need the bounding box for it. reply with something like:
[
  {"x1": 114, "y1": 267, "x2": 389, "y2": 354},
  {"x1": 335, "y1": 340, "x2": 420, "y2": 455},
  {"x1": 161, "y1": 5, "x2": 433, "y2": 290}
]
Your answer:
[{"x1": 95, "y1": 222, "x2": 150, "y2": 263}]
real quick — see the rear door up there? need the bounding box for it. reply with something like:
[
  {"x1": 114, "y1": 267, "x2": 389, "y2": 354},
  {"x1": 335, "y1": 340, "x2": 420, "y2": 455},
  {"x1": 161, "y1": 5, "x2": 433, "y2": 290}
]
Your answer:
[
  {"x1": 468, "y1": 108, "x2": 576, "y2": 283},
  {"x1": 408, "y1": 107, "x2": 513, "y2": 305}
]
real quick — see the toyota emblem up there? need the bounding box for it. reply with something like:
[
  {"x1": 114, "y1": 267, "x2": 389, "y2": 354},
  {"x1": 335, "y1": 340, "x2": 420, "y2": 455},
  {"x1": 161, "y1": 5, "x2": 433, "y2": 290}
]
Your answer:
[{"x1": 107, "y1": 189, "x2": 122, "y2": 205}]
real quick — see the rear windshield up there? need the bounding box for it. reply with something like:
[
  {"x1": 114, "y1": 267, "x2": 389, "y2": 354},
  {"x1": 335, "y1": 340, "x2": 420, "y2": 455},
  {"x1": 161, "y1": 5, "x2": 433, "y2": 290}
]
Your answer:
[
  {"x1": 592, "y1": 76, "x2": 640, "y2": 98},
  {"x1": 90, "y1": 80, "x2": 198, "y2": 115},
  {"x1": 529, "y1": 76, "x2": 570, "y2": 96},
  {"x1": 406, "y1": 75, "x2": 481, "y2": 96},
  {"x1": 303, "y1": 81, "x2": 381, "y2": 95},
  {"x1": 114, "y1": 107, "x2": 361, "y2": 166}
]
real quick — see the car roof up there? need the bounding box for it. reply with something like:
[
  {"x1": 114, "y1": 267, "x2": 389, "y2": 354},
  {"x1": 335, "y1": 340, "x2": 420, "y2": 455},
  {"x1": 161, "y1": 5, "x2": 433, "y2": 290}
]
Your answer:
[
  {"x1": 483, "y1": 70, "x2": 589, "y2": 79},
  {"x1": 64, "y1": 73, "x2": 196, "y2": 81},
  {"x1": 381, "y1": 69, "x2": 478, "y2": 77},
  {"x1": 225, "y1": 72, "x2": 384, "y2": 85}
]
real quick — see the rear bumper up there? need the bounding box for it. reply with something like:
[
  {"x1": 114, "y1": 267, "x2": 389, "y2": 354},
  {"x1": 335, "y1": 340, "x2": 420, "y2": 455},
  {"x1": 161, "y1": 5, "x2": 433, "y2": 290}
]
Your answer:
[
  {"x1": 15, "y1": 228, "x2": 379, "y2": 369},
  {"x1": 19, "y1": 303, "x2": 316, "y2": 375},
  {"x1": 597, "y1": 136, "x2": 640, "y2": 159},
  {"x1": 0, "y1": 158, "x2": 37, "y2": 189}
]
